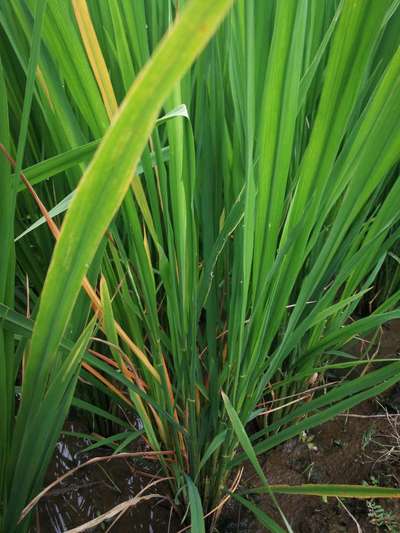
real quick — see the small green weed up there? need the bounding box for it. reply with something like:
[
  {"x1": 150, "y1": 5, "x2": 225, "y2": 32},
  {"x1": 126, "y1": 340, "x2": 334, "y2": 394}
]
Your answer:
[{"x1": 366, "y1": 499, "x2": 400, "y2": 533}]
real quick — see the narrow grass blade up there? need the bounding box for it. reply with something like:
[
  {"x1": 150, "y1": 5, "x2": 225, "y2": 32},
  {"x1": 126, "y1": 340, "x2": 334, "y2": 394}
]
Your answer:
[{"x1": 185, "y1": 475, "x2": 206, "y2": 533}]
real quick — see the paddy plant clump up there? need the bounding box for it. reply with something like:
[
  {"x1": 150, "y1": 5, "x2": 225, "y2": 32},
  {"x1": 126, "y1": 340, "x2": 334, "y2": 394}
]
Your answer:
[{"x1": 1, "y1": 0, "x2": 400, "y2": 531}]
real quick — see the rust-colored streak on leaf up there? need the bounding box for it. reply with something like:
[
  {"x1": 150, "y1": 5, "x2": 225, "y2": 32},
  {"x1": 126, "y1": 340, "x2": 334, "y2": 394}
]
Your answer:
[
  {"x1": 82, "y1": 361, "x2": 132, "y2": 406},
  {"x1": 0, "y1": 143, "x2": 160, "y2": 384}
]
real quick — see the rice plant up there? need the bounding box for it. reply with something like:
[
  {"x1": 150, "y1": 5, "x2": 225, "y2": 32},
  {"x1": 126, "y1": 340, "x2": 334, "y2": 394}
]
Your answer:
[{"x1": 1, "y1": 0, "x2": 400, "y2": 531}]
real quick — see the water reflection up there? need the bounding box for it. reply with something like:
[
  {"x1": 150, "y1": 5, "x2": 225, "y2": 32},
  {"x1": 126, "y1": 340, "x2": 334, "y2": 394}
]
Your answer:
[{"x1": 32, "y1": 424, "x2": 178, "y2": 532}]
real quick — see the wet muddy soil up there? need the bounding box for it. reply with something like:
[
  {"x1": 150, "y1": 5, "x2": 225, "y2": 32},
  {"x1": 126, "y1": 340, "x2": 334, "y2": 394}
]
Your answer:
[
  {"x1": 251, "y1": 394, "x2": 400, "y2": 532},
  {"x1": 32, "y1": 321, "x2": 400, "y2": 532},
  {"x1": 31, "y1": 425, "x2": 180, "y2": 532}
]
